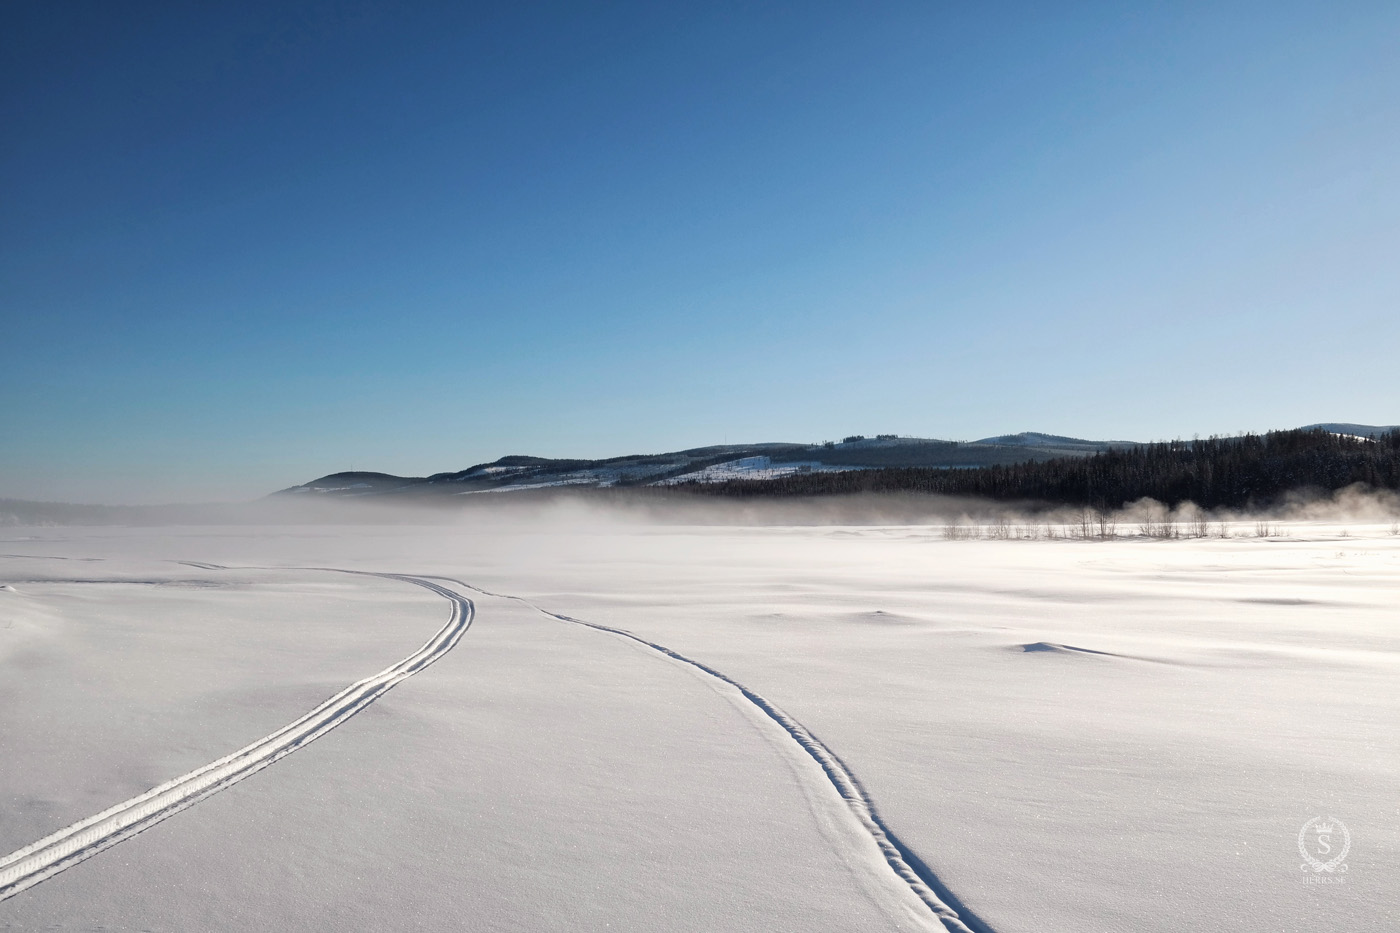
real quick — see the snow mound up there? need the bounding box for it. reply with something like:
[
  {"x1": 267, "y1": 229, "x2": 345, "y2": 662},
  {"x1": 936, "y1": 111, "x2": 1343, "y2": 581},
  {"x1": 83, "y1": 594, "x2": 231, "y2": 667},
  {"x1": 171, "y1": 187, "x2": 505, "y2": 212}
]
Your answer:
[{"x1": 1017, "y1": 641, "x2": 1116, "y2": 657}]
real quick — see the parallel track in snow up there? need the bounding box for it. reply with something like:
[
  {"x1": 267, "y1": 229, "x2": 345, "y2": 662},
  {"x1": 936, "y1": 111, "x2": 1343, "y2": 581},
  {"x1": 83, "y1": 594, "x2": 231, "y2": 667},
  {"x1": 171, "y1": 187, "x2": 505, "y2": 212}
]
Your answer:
[
  {"x1": 432, "y1": 575, "x2": 993, "y2": 933},
  {"x1": 0, "y1": 570, "x2": 472, "y2": 902},
  {"x1": 3, "y1": 559, "x2": 991, "y2": 933}
]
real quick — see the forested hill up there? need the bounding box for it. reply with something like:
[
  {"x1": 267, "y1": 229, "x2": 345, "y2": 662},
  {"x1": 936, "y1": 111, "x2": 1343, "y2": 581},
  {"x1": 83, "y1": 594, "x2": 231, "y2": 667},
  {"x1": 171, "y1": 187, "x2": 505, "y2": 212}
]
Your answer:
[{"x1": 673, "y1": 429, "x2": 1400, "y2": 509}]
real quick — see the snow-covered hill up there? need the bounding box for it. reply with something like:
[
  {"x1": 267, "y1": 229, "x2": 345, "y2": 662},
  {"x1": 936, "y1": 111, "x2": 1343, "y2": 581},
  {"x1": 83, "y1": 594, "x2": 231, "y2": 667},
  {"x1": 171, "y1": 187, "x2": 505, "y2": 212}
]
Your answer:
[
  {"x1": 274, "y1": 434, "x2": 1127, "y2": 498},
  {"x1": 1299, "y1": 422, "x2": 1400, "y2": 437},
  {"x1": 275, "y1": 424, "x2": 1395, "y2": 499}
]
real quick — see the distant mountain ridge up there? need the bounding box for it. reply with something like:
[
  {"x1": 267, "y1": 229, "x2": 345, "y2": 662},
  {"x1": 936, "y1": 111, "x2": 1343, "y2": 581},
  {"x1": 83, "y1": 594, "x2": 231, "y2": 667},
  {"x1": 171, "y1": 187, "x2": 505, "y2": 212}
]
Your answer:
[
  {"x1": 1300, "y1": 423, "x2": 1400, "y2": 437},
  {"x1": 275, "y1": 432, "x2": 1139, "y2": 498},
  {"x1": 680, "y1": 427, "x2": 1400, "y2": 509},
  {"x1": 970, "y1": 431, "x2": 1139, "y2": 449},
  {"x1": 275, "y1": 424, "x2": 1396, "y2": 499}
]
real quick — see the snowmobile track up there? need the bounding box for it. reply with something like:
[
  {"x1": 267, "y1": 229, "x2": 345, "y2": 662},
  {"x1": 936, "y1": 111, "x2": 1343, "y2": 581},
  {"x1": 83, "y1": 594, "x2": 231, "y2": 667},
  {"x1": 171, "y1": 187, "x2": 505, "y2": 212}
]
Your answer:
[
  {"x1": 0, "y1": 569, "x2": 473, "y2": 902},
  {"x1": 3, "y1": 558, "x2": 992, "y2": 932},
  {"x1": 432, "y1": 575, "x2": 993, "y2": 933}
]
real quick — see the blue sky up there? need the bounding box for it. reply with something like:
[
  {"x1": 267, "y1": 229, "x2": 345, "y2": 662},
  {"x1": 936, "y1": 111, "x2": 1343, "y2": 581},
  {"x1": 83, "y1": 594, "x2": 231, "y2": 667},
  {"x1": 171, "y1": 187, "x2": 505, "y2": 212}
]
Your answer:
[{"x1": 3, "y1": 2, "x2": 1398, "y2": 503}]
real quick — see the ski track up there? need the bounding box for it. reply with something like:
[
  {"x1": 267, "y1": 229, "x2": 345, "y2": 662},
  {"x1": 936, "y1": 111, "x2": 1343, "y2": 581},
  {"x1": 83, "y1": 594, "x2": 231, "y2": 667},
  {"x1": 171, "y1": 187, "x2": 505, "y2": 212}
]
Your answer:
[
  {"x1": 0, "y1": 567, "x2": 473, "y2": 902},
  {"x1": 426, "y1": 574, "x2": 992, "y2": 933},
  {"x1": 2, "y1": 558, "x2": 992, "y2": 933}
]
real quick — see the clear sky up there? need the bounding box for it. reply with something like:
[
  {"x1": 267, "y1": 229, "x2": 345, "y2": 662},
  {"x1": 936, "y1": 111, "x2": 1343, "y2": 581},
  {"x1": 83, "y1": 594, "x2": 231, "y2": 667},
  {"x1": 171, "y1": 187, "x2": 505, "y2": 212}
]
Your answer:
[{"x1": 3, "y1": 2, "x2": 1398, "y2": 503}]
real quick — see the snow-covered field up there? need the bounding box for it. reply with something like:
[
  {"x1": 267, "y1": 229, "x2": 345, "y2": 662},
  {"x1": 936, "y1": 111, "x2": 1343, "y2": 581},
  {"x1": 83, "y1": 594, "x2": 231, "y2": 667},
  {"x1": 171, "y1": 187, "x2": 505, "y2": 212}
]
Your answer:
[
  {"x1": 655, "y1": 455, "x2": 859, "y2": 484},
  {"x1": 2, "y1": 519, "x2": 1396, "y2": 931}
]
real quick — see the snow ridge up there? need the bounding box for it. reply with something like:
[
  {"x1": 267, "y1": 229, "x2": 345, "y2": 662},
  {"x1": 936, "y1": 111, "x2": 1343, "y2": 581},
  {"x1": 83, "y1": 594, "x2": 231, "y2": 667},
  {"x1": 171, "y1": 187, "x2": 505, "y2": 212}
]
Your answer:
[
  {"x1": 0, "y1": 569, "x2": 473, "y2": 902},
  {"x1": 433, "y1": 575, "x2": 992, "y2": 933}
]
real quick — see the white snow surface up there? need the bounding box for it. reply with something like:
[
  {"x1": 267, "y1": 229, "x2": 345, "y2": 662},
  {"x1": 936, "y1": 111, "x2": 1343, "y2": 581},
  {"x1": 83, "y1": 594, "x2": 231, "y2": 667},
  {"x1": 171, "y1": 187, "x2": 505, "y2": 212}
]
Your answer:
[
  {"x1": 657, "y1": 455, "x2": 859, "y2": 484},
  {"x1": 1, "y1": 521, "x2": 1397, "y2": 931}
]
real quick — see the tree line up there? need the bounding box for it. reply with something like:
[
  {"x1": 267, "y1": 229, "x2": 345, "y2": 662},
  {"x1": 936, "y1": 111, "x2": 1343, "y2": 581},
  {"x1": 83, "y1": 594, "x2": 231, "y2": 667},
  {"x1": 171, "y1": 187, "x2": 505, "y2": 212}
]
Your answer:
[{"x1": 672, "y1": 429, "x2": 1400, "y2": 509}]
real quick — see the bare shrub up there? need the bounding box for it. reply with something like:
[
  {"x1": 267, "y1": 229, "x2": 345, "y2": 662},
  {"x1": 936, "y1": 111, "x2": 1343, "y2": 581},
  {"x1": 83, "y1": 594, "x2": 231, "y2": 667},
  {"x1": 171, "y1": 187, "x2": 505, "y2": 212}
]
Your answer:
[{"x1": 1138, "y1": 505, "x2": 1177, "y2": 538}]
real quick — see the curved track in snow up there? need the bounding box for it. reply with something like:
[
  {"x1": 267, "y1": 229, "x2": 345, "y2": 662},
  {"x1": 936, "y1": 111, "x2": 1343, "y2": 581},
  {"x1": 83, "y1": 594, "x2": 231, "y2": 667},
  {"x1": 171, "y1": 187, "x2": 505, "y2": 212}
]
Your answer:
[
  {"x1": 431, "y1": 575, "x2": 993, "y2": 933},
  {"x1": 2, "y1": 559, "x2": 991, "y2": 932},
  {"x1": 0, "y1": 570, "x2": 473, "y2": 902}
]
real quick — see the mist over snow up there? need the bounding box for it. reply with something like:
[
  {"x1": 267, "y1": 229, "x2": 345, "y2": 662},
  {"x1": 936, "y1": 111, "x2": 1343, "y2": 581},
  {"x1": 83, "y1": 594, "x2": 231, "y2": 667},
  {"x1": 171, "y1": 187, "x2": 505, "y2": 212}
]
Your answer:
[{"x1": 2, "y1": 517, "x2": 1397, "y2": 930}]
